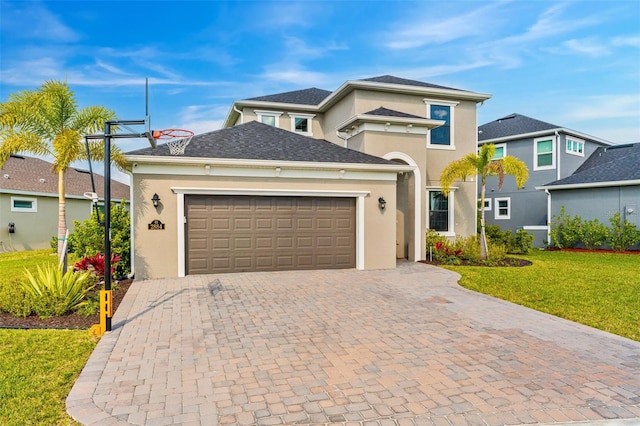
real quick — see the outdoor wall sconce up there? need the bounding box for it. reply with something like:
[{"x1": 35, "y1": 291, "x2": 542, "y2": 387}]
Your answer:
[
  {"x1": 151, "y1": 193, "x2": 161, "y2": 209},
  {"x1": 378, "y1": 197, "x2": 386, "y2": 210}
]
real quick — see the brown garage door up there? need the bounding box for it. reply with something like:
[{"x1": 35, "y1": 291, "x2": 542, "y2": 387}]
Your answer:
[{"x1": 186, "y1": 195, "x2": 356, "y2": 274}]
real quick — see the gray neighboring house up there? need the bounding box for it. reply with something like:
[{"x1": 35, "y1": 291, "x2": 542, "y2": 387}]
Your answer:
[
  {"x1": 0, "y1": 155, "x2": 130, "y2": 252},
  {"x1": 537, "y1": 143, "x2": 640, "y2": 249},
  {"x1": 478, "y1": 113, "x2": 613, "y2": 246}
]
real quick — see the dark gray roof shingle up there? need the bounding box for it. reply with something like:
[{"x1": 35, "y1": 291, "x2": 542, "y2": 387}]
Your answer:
[
  {"x1": 246, "y1": 88, "x2": 332, "y2": 105},
  {"x1": 478, "y1": 113, "x2": 560, "y2": 141},
  {"x1": 127, "y1": 121, "x2": 396, "y2": 165},
  {"x1": 363, "y1": 107, "x2": 424, "y2": 119},
  {"x1": 0, "y1": 155, "x2": 130, "y2": 199},
  {"x1": 544, "y1": 143, "x2": 640, "y2": 187},
  {"x1": 359, "y1": 75, "x2": 462, "y2": 91}
]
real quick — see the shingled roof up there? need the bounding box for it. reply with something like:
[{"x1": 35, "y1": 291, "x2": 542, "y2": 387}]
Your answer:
[
  {"x1": 1, "y1": 155, "x2": 130, "y2": 199},
  {"x1": 359, "y1": 75, "x2": 461, "y2": 91},
  {"x1": 363, "y1": 107, "x2": 425, "y2": 119},
  {"x1": 478, "y1": 113, "x2": 560, "y2": 141},
  {"x1": 542, "y1": 143, "x2": 640, "y2": 188},
  {"x1": 127, "y1": 120, "x2": 396, "y2": 165},
  {"x1": 246, "y1": 88, "x2": 332, "y2": 105}
]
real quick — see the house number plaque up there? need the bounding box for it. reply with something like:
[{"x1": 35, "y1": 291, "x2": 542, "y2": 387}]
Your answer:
[{"x1": 148, "y1": 219, "x2": 165, "y2": 230}]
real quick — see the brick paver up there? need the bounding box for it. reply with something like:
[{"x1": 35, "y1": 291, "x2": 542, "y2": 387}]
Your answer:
[{"x1": 67, "y1": 263, "x2": 640, "y2": 425}]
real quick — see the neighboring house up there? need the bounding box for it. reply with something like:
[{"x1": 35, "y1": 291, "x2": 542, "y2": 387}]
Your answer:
[
  {"x1": 537, "y1": 142, "x2": 640, "y2": 249},
  {"x1": 478, "y1": 113, "x2": 613, "y2": 246},
  {"x1": 0, "y1": 155, "x2": 130, "y2": 251},
  {"x1": 126, "y1": 75, "x2": 490, "y2": 279}
]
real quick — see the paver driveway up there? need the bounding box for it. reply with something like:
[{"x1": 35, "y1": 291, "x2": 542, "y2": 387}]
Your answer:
[{"x1": 67, "y1": 262, "x2": 640, "y2": 425}]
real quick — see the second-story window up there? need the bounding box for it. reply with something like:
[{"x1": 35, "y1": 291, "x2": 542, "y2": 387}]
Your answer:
[
  {"x1": 289, "y1": 113, "x2": 315, "y2": 136},
  {"x1": 425, "y1": 99, "x2": 458, "y2": 149},
  {"x1": 534, "y1": 136, "x2": 556, "y2": 170},
  {"x1": 566, "y1": 137, "x2": 585, "y2": 156},
  {"x1": 254, "y1": 110, "x2": 283, "y2": 127}
]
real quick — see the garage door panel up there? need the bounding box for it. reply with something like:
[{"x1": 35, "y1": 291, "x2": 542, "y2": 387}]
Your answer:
[{"x1": 186, "y1": 195, "x2": 355, "y2": 274}]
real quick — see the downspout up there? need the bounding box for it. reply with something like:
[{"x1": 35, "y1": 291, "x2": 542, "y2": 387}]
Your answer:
[
  {"x1": 233, "y1": 105, "x2": 243, "y2": 124},
  {"x1": 336, "y1": 130, "x2": 349, "y2": 148},
  {"x1": 555, "y1": 130, "x2": 561, "y2": 181},
  {"x1": 125, "y1": 168, "x2": 135, "y2": 279},
  {"x1": 545, "y1": 189, "x2": 551, "y2": 246}
]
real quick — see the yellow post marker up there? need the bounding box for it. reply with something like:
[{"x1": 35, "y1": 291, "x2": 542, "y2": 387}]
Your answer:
[{"x1": 90, "y1": 290, "x2": 113, "y2": 337}]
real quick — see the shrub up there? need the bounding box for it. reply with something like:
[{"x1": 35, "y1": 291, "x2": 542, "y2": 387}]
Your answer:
[
  {"x1": 549, "y1": 206, "x2": 582, "y2": 248},
  {"x1": 581, "y1": 218, "x2": 609, "y2": 249},
  {"x1": 21, "y1": 264, "x2": 95, "y2": 318},
  {"x1": 510, "y1": 229, "x2": 534, "y2": 254},
  {"x1": 608, "y1": 212, "x2": 640, "y2": 251},
  {"x1": 484, "y1": 224, "x2": 511, "y2": 247},
  {"x1": 74, "y1": 253, "x2": 121, "y2": 279},
  {"x1": 485, "y1": 242, "x2": 508, "y2": 265},
  {"x1": 68, "y1": 201, "x2": 130, "y2": 277},
  {"x1": 0, "y1": 279, "x2": 34, "y2": 317}
]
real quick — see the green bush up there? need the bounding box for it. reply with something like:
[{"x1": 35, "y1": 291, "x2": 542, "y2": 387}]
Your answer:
[
  {"x1": 21, "y1": 264, "x2": 95, "y2": 318},
  {"x1": 0, "y1": 279, "x2": 34, "y2": 317},
  {"x1": 510, "y1": 229, "x2": 534, "y2": 254},
  {"x1": 608, "y1": 212, "x2": 640, "y2": 251},
  {"x1": 549, "y1": 206, "x2": 583, "y2": 248},
  {"x1": 485, "y1": 242, "x2": 508, "y2": 265},
  {"x1": 68, "y1": 201, "x2": 130, "y2": 277},
  {"x1": 581, "y1": 218, "x2": 609, "y2": 249}
]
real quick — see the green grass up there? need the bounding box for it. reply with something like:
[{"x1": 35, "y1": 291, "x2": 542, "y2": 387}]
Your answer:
[
  {"x1": 1, "y1": 250, "x2": 96, "y2": 425},
  {"x1": 444, "y1": 250, "x2": 640, "y2": 341},
  {"x1": 0, "y1": 329, "x2": 96, "y2": 426}
]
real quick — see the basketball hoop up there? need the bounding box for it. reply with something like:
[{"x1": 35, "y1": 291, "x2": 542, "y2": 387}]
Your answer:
[{"x1": 152, "y1": 128, "x2": 194, "y2": 155}]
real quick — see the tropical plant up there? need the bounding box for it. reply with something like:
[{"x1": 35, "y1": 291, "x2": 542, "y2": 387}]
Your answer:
[
  {"x1": 21, "y1": 264, "x2": 95, "y2": 318},
  {"x1": 440, "y1": 143, "x2": 528, "y2": 259},
  {"x1": 608, "y1": 212, "x2": 640, "y2": 251},
  {"x1": 0, "y1": 80, "x2": 126, "y2": 264},
  {"x1": 549, "y1": 206, "x2": 583, "y2": 248},
  {"x1": 74, "y1": 253, "x2": 121, "y2": 279},
  {"x1": 581, "y1": 218, "x2": 609, "y2": 249}
]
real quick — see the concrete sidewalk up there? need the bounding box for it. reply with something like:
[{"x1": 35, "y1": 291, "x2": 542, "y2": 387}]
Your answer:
[{"x1": 67, "y1": 262, "x2": 640, "y2": 425}]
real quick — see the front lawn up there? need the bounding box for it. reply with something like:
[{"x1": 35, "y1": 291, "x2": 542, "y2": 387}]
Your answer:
[{"x1": 444, "y1": 250, "x2": 640, "y2": 341}]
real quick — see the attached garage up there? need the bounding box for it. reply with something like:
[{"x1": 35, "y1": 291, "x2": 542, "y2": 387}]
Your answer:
[{"x1": 186, "y1": 195, "x2": 355, "y2": 274}]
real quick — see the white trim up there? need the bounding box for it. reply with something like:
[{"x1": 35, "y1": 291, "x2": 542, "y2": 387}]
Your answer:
[
  {"x1": 493, "y1": 143, "x2": 507, "y2": 160},
  {"x1": 357, "y1": 196, "x2": 365, "y2": 270},
  {"x1": 10, "y1": 196, "x2": 37, "y2": 212},
  {"x1": 424, "y1": 99, "x2": 458, "y2": 149},
  {"x1": 0, "y1": 189, "x2": 130, "y2": 202},
  {"x1": 174, "y1": 188, "x2": 370, "y2": 276},
  {"x1": 254, "y1": 109, "x2": 283, "y2": 127},
  {"x1": 426, "y1": 188, "x2": 456, "y2": 237},
  {"x1": 534, "y1": 136, "x2": 556, "y2": 171},
  {"x1": 479, "y1": 128, "x2": 614, "y2": 146},
  {"x1": 482, "y1": 198, "x2": 492, "y2": 211},
  {"x1": 536, "y1": 179, "x2": 640, "y2": 190},
  {"x1": 288, "y1": 113, "x2": 315, "y2": 136},
  {"x1": 382, "y1": 152, "x2": 421, "y2": 262},
  {"x1": 565, "y1": 136, "x2": 585, "y2": 157},
  {"x1": 522, "y1": 225, "x2": 548, "y2": 231},
  {"x1": 177, "y1": 193, "x2": 185, "y2": 277},
  {"x1": 494, "y1": 197, "x2": 511, "y2": 220}
]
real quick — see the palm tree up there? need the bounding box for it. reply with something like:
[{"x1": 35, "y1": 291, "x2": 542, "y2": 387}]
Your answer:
[
  {"x1": 0, "y1": 80, "x2": 127, "y2": 262},
  {"x1": 440, "y1": 143, "x2": 528, "y2": 260}
]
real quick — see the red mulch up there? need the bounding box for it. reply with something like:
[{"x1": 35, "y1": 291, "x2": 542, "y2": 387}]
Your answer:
[{"x1": 0, "y1": 279, "x2": 132, "y2": 330}]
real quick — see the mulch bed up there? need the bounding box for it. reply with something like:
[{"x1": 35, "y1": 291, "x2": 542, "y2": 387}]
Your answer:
[
  {"x1": 421, "y1": 257, "x2": 532, "y2": 267},
  {"x1": 0, "y1": 279, "x2": 132, "y2": 330}
]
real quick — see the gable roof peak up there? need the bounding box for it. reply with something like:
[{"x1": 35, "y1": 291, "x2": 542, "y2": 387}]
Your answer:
[{"x1": 358, "y1": 75, "x2": 461, "y2": 91}]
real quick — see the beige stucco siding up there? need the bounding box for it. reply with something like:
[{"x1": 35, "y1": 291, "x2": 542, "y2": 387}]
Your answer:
[
  {"x1": 0, "y1": 195, "x2": 95, "y2": 251},
  {"x1": 131, "y1": 172, "x2": 397, "y2": 279}
]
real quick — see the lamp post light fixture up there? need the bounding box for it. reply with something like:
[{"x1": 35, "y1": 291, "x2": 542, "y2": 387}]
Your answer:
[
  {"x1": 152, "y1": 193, "x2": 161, "y2": 209},
  {"x1": 378, "y1": 197, "x2": 386, "y2": 210}
]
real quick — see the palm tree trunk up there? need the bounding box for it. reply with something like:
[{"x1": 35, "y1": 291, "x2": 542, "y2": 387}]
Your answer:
[
  {"x1": 479, "y1": 181, "x2": 489, "y2": 260},
  {"x1": 57, "y1": 169, "x2": 67, "y2": 264}
]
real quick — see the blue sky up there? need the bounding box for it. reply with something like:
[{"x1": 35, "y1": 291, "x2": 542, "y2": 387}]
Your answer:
[{"x1": 1, "y1": 0, "x2": 639, "y2": 181}]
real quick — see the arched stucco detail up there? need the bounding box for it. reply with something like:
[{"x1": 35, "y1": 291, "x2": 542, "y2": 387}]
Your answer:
[{"x1": 383, "y1": 152, "x2": 421, "y2": 262}]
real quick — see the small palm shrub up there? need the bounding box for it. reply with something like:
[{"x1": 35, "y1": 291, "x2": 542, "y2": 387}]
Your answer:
[{"x1": 21, "y1": 264, "x2": 95, "y2": 318}]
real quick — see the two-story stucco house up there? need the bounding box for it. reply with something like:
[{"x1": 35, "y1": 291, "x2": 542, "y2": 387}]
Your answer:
[
  {"x1": 478, "y1": 113, "x2": 613, "y2": 246},
  {"x1": 126, "y1": 75, "x2": 490, "y2": 279}
]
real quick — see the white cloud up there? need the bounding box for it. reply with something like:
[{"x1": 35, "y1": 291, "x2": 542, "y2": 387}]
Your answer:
[
  {"x1": 612, "y1": 35, "x2": 640, "y2": 48},
  {"x1": 564, "y1": 94, "x2": 640, "y2": 121},
  {"x1": 562, "y1": 38, "x2": 611, "y2": 57},
  {"x1": 174, "y1": 104, "x2": 229, "y2": 134},
  {"x1": 1, "y1": 2, "x2": 80, "y2": 42}
]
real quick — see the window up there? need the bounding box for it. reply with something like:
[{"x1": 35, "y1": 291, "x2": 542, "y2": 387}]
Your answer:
[
  {"x1": 428, "y1": 189, "x2": 455, "y2": 235},
  {"x1": 482, "y1": 198, "x2": 492, "y2": 211},
  {"x1": 534, "y1": 136, "x2": 556, "y2": 170},
  {"x1": 289, "y1": 113, "x2": 315, "y2": 136},
  {"x1": 566, "y1": 137, "x2": 585, "y2": 156},
  {"x1": 492, "y1": 143, "x2": 506, "y2": 160},
  {"x1": 425, "y1": 99, "x2": 458, "y2": 148},
  {"x1": 254, "y1": 110, "x2": 283, "y2": 127},
  {"x1": 494, "y1": 197, "x2": 510, "y2": 220},
  {"x1": 11, "y1": 196, "x2": 37, "y2": 212}
]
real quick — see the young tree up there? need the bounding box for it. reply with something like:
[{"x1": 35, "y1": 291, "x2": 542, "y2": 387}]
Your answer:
[
  {"x1": 440, "y1": 144, "x2": 528, "y2": 259},
  {"x1": 0, "y1": 80, "x2": 127, "y2": 262}
]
